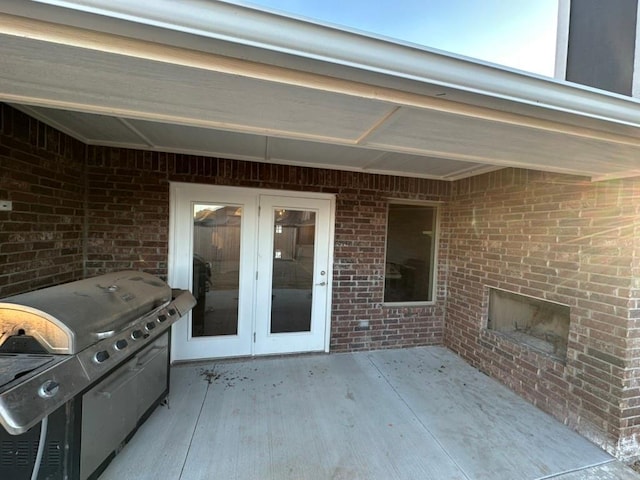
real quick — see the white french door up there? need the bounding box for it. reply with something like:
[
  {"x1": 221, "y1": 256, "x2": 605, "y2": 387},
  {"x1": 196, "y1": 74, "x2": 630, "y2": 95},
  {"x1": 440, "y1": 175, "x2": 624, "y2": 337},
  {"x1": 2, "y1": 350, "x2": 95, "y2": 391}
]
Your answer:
[
  {"x1": 254, "y1": 195, "x2": 332, "y2": 355},
  {"x1": 169, "y1": 183, "x2": 334, "y2": 361}
]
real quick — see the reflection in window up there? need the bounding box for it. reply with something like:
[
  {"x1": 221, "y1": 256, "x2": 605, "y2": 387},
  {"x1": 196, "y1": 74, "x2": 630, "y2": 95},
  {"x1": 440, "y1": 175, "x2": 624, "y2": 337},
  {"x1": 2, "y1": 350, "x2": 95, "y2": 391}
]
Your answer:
[
  {"x1": 192, "y1": 204, "x2": 242, "y2": 337},
  {"x1": 384, "y1": 203, "x2": 437, "y2": 303}
]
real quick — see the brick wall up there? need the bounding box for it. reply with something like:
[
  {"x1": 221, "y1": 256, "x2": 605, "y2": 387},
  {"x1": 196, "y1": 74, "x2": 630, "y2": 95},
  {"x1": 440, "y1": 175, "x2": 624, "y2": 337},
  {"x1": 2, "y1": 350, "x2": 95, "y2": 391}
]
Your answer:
[
  {"x1": 0, "y1": 105, "x2": 85, "y2": 296},
  {"x1": 621, "y1": 192, "x2": 640, "y2": 458},
  {"x1": 85, "y1": 148, "x2": 450, "y2": 352},
  {"x1": 444, "y1": 168, "x2": 640, "y2": 459},
  {"x1": 85, "y1": 147, "x2": 169, "y2": 278}
]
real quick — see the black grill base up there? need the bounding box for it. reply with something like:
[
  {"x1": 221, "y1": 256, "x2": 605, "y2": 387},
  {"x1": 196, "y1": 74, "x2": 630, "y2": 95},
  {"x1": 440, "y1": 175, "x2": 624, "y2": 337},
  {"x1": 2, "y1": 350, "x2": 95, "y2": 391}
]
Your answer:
[{"x1": 0, "y1": 401, "x2": 80, "y2": 480}]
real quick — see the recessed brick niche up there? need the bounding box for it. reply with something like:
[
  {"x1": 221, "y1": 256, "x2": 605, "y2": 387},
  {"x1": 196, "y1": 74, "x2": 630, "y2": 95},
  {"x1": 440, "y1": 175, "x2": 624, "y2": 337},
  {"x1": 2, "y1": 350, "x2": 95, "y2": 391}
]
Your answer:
[{"x1": 487, "y1": 288, "x2": 570, "y2": 361}]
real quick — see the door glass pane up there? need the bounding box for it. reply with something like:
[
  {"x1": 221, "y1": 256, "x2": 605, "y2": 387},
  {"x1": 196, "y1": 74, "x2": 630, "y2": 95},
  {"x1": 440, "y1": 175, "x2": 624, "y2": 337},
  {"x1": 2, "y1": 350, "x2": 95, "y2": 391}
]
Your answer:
[
  {"x1": 192, "y1": 204, "x2": 242, "y2": 337},
  {"x1": 270, "y1": 209, "x2": 315, "y2": 333}
]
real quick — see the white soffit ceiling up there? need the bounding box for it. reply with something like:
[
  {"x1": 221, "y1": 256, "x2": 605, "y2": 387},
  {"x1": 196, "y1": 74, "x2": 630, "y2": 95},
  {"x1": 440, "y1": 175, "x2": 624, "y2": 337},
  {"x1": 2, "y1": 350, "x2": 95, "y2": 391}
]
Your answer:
[{"x1": 1, "y1": 0, "x2": 640, "y2": 182}]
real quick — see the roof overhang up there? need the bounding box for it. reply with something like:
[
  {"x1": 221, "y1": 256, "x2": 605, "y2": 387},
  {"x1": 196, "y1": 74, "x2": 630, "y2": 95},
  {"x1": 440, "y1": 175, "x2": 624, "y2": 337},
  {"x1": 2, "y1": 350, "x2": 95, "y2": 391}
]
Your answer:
[{"x1": 1, "y1": 0, "x2": 639, "y2": 181}]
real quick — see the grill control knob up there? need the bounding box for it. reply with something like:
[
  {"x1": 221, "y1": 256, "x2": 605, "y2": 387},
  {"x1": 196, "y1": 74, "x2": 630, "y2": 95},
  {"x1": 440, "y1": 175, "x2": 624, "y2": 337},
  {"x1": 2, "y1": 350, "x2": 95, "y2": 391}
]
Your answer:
[
  {"x1": 94, "y1": 350, "x2": 110, "y2": 363},
  {"x1": 168, "y1": 308, "x2": 177, "y2": 316},
  {"x1": 146, "y1": 322, "x2": 156, "y2": 331},
  {"x1": 115, "y1": 339, "x2": 128, "y2": 350},
  {"x1": 131, "y1": 329, "x2": 143, "y2": 340},
  {"x1": 157, "y1": 314, "x2": 167, "y2": 323},
  {"x1": 38, "y1": 380, "x2": 60, "y2": 399}
]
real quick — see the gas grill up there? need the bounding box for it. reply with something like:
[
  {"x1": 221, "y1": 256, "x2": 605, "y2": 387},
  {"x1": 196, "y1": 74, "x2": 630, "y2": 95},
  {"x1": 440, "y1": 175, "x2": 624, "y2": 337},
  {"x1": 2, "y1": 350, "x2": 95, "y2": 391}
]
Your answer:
[{"x1": 0, "y1": 271, "x2": 196, "y2": 480}]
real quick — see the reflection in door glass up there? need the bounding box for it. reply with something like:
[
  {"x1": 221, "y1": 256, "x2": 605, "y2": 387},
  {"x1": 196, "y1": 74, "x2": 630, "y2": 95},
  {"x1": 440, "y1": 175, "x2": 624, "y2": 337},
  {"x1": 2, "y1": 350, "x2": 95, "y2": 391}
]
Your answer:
[
  {"x1": 192, "y1": 204, "x2": 241, "y2": 337},
  {"x1": 271, "y1": 209, "x2": 315, "y2": 333}
]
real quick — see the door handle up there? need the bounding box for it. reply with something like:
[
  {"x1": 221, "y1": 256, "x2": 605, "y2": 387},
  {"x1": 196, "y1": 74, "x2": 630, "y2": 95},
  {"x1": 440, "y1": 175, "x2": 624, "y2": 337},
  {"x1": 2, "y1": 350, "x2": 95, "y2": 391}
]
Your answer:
[{"x1": 315, "y1": 281, "x2": 326, "y2": 286}]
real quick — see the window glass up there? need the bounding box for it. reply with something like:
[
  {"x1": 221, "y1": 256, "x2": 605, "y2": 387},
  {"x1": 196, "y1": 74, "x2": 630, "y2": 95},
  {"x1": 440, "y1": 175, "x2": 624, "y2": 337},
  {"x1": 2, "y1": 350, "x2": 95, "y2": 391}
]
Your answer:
[{"x1": 384, "y1": 204, "x2": 437, "y2": 303}]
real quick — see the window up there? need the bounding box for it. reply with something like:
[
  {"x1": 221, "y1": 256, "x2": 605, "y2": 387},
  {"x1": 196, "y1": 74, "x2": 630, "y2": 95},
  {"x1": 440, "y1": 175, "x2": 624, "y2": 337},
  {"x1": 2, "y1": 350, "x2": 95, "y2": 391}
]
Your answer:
[{"x1": 384, "y1": 203, "x2": 437, "y2": 303}]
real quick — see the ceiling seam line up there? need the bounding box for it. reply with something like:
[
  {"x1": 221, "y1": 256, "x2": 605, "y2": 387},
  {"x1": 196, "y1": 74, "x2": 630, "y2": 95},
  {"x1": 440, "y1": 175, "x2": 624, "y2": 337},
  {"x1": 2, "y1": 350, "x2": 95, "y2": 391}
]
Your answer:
[
  {"x1": 118, "y1": 118, "x2": 156, "y2": 147},
  {"x1": 360, "y1": 150, "x2": 393, "y2": 171},
  {"x1": 264, "y1": 136, "x2": 271, "y2": 161},
  {"x1": 356, "y1": 106, "x2": 402, "y2": 145}
]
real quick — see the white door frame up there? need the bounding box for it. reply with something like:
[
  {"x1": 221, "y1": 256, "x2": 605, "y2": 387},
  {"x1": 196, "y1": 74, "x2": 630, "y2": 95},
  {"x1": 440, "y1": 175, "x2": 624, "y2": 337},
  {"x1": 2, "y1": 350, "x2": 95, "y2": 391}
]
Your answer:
[{"x1": 168, "y1": 182, "x2": 335, "y2": 362}]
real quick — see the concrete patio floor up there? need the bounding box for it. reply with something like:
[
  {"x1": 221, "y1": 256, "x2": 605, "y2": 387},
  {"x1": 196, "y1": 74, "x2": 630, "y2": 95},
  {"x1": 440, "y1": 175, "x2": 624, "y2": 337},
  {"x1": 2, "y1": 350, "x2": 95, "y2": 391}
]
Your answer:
[{"x1": 99, "y1": 346, "x2": 640, "y2": 480}]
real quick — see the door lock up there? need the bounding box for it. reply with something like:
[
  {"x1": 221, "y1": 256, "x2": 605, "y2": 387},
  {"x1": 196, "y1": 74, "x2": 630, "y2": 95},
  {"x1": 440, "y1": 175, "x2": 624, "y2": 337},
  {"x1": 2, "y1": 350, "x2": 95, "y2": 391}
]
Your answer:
[{"x1": 315, "y1": 281, "x2": 326, "y2": 286}]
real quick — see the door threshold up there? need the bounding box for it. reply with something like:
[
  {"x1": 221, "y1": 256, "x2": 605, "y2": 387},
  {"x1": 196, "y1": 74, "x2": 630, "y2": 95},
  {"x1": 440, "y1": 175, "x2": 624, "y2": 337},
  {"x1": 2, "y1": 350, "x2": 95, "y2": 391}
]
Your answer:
[{"x1": 171, "y1": 349, "x2": 330, "y2": 367}]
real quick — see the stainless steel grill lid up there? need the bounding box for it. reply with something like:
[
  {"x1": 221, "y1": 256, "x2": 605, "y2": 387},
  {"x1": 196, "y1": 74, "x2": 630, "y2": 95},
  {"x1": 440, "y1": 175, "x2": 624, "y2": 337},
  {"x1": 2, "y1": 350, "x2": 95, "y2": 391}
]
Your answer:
[{"x1": 0, "y1": 271, "x2": 172, "y2": 354}]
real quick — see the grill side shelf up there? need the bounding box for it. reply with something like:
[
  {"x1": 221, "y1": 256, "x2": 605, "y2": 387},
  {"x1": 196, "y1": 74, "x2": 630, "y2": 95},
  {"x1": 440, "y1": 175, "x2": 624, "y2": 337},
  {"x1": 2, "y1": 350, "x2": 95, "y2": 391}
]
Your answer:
[{"x1": 0, "y1": 355, "x2": 87, "y2": 435}]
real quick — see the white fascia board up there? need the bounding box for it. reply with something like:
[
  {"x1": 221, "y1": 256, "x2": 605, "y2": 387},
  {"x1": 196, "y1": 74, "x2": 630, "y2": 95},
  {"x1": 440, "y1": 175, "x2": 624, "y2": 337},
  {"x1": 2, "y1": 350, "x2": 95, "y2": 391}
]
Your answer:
[{"x1": 23, "y1": 0, "x2": 640, "y2": 130}]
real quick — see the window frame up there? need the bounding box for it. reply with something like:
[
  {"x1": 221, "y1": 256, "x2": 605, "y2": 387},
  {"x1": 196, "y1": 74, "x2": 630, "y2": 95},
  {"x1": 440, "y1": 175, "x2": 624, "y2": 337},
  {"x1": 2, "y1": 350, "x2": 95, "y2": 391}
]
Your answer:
[{"x1": 382, "y1": 200, "x2": 440, "y2": 306}]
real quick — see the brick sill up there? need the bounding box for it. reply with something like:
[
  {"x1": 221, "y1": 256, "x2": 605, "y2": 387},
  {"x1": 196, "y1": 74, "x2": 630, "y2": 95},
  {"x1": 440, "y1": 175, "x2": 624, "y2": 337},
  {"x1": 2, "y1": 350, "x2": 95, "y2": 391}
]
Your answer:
[{"x1": 481, "y1": 328, "x2": 568, "y2": 366}]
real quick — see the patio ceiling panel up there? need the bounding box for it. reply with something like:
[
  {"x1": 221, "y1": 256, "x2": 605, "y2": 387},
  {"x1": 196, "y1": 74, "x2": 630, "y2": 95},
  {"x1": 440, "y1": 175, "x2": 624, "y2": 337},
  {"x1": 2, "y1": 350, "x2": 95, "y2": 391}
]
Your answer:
[
  {"x1": 363, "y1": 107, "x2": 640, "y2": 178},
  {"x1": 129, "y1": 120, "x2": 269, "y2": 160},
  {"x1": 264, "y1": 136, "x2": 496, "y2": 180},
  {"x1": 267, "y1": 137, "x2": 382, "y2": 169},
  {"x1": 14, "y1": 106, "x2": 147, "y2": 147},
  {"x1": 363, "y1": 151, "x2": 497, "y2": 179}
]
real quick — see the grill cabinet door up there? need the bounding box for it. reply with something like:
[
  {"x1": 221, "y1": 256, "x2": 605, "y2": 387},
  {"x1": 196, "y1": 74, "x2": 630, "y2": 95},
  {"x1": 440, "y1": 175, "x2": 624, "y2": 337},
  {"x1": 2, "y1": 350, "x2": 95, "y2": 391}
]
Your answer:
[
  {"x1": 80, "y1": 356, "x2": 139, "y2": 479},
  {"x1": 79, "y1": 335, "x2": 169, "y2": 479}
]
